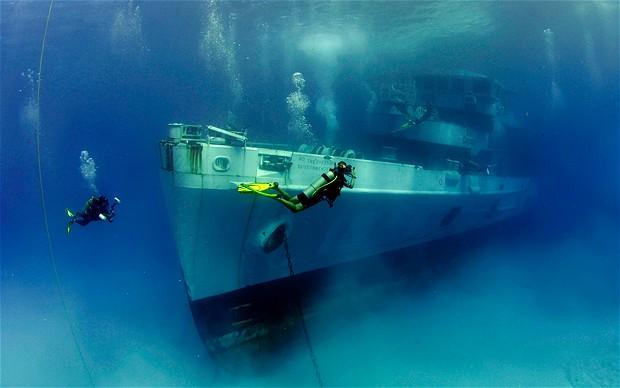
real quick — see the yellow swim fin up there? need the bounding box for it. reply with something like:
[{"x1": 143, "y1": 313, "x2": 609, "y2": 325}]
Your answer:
[
  {"x1": 66, "y1": 208, "x2": 74, "y2": 217},
  {"x1": 237, "y1": 183, "x2": 279, "y2": 198},
  {"x1": 66, "y1": 222, "x2": 72, "y2": 235},
  {"x1": 400, "y1": 120, "x2": 413, "y2": 129},
  {"x1": 237, "y1": 182, "x2": 276, "y2": 193}
]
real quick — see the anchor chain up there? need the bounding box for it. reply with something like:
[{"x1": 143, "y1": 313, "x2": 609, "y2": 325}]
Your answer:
[{"x1": 283, "y1": 237, "x2": 324, "y2": 387}]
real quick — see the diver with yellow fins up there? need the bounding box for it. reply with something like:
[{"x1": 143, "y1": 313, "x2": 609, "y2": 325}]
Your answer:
[
  {"x1": 65, "y1": 195, "x2": 120, "y2": 234},
  {"x1": 238, "y1": 161, "x2": 356, "y2": 213}
]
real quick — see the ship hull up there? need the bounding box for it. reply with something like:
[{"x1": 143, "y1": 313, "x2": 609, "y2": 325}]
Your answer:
[{"x1": 162, "y1": 163, "x2": 530, "y2": 302}]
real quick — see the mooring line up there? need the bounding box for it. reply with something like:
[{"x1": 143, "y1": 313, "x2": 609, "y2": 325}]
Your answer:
[{"x1": 35, "y1": 1, "x2": 95, "y2": 385}]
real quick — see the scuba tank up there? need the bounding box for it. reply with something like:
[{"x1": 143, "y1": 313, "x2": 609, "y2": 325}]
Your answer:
[
  {"x1": 300, "y1": 170, "x2": 338, "y2": 200},
  {"x1": 296, "y1": 161, "x2": 355, "y2": 207}
]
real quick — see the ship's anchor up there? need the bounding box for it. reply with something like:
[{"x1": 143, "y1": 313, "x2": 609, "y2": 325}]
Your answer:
[{"x1": 261, "y1": 223, "x2": 288, "y2": 253}]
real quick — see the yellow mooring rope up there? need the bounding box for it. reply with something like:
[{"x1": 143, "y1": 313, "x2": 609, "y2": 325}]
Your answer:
[{"x1": 35, "y1": 1, "x2": 95, "y2": 385}]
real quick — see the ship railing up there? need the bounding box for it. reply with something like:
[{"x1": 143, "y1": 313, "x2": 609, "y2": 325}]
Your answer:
[
  {"x1": 205, "y1": 125, "x2": 247, "y2": 145},
  {"x1": 247, "y1": 142, "x2": 291, "y2": 150},
  {"x1": 167, "y1": 123, "x2": 247, "y2": 146}
]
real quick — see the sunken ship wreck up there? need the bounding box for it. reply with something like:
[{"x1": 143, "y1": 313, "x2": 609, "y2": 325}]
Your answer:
[{"x1": 160, "y1": 71, "x2": 533, "y2": 350}]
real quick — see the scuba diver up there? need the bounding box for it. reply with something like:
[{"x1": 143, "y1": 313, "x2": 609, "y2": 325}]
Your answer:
[
  {"x1": 447, "y1": 158, "x2": 493, "y2": 175},
  {"x1": 65, "y1": 195, "x2": 120, "y2": 234},
  {"x1": 238, "y1": 161, "x2": 356, "y2": 213},
  {"x1": 393, "y1": 103, "x2": 434, "y2": 132}
]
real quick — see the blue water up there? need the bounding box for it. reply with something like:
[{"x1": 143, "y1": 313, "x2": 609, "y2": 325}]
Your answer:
[{"x1": 1, "y1": 1, "x2": 618, "y2": 386}]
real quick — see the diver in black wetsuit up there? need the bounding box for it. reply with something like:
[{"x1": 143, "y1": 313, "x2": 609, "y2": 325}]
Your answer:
[
  {"x1": 394, "y1": 102, "x2": 434, "y2": 132},
  {"x1": 65, "y1": 195, "x2": 120, "y2": 234},
  {"x1": 238, "y1": 161, "x2": 356, "y2": 213},
  {"x1": 447, "y1": 159, "x2": 492, "y2": 175}
]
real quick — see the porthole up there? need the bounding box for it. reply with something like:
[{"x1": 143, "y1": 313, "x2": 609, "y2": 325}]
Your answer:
[{"x1": 212, "y1": 156, "x2": 230, "y2": 172}]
